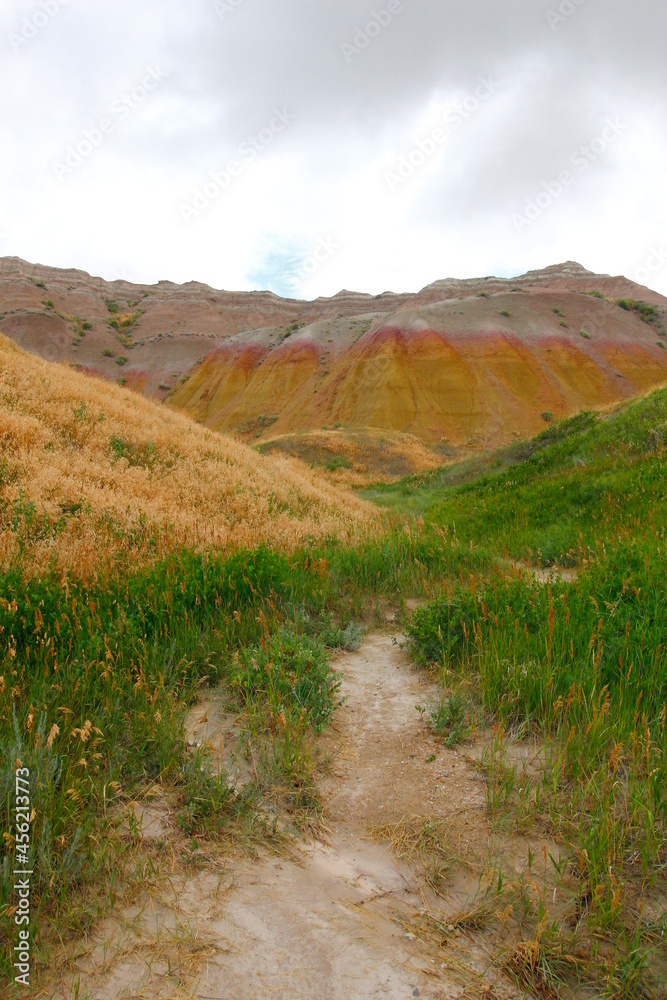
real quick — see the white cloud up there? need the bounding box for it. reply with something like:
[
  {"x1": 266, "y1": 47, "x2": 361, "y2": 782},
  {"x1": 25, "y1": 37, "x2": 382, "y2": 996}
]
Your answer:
[{"x1": 1, "y1": 0, "x2": 665, "y2": 298}]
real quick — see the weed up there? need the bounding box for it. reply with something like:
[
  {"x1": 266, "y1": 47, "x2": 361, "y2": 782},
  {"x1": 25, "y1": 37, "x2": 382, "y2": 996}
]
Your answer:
[{"x1": 430, "y1": 692, "x2": 470, "y2": 747}]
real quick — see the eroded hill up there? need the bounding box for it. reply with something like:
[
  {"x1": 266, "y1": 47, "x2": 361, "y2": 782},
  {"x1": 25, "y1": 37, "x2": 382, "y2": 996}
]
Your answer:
[{"x1": 1, "y1": 257, "x2": 666, "y2": 472}]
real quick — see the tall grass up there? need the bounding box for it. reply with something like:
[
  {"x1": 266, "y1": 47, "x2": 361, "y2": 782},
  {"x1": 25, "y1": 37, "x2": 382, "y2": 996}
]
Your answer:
[
  {"x1": 402, "y1": 389, "x2": 667, "y2": 997},
  {"x1": 0, "y1": 526, "x2": 469, "y2": 985}
]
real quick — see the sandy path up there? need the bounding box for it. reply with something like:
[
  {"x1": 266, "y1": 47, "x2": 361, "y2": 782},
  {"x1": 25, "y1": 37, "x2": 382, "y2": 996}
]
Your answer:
[{"x1": 45, "y1": 635, "x2": 529, "y2": 1000}]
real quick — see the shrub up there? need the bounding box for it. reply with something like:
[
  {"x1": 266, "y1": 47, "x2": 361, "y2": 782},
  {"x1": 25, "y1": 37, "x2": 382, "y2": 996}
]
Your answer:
[
  {"x1": 102, "y1": 347, "x2": 115, "y2": 358},
  {"x1": 430, "y1": 693, "x2": 470, "y2": 747},
  {"x1": 116, "y1": 355, "x2": 128, "y2": 366},
  {"x1": 541, "y1": 411, "x2": 553, "y2": 423}
]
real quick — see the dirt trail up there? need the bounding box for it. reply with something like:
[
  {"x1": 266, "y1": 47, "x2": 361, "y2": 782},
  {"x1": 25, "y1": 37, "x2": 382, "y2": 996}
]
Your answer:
[{"x1": 46, "y1": 636, "x2": 532, "y2": 1000}]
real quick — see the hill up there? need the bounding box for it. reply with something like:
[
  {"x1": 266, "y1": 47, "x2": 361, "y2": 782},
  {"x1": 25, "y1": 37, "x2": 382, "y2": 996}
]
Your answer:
[
  {"x1": 171, "y1": 278, "x2": 667, "y2": 454},
  {"x1": 2, "y1": 258, "x2": 666, "y2": 477},
  {"x1": 0, "y1": 335, "x2": 375, "y2": 580}
]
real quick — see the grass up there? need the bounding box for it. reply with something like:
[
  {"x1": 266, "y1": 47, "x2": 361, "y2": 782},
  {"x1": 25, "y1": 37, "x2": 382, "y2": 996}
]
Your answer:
[
  {"x1": 1, "y1": 330, "x2": 666, "y2": 995},
  {"x1": 373, "y1": 387, "x2": 667, "y2": 997},
  {"x1": 0, "y1": 335, "x2": 375, "y2": 578},
  {"x1": 0, "y1": 531, "x2": 468, "y2": 985}
]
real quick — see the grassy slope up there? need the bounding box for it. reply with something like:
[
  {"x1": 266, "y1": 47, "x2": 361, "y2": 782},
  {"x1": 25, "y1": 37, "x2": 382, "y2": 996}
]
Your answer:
[
  {"x1": 0, "y1": 334, "x2": 375, "y2": 580},
  {"x1": 369, "y1": 389, "x2": 667, "y2": 998},
  {"x1": 257, "y1": 426, "x2": 444, "y2": 486}
]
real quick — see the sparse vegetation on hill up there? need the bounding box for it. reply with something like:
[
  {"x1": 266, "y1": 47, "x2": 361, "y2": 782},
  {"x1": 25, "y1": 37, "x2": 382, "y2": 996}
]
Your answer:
[{"x1": 258, "y1": 427, "x2": 443, "y2": 485}]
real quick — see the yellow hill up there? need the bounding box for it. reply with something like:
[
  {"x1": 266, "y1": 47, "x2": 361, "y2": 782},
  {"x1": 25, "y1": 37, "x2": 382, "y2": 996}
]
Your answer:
[
  {"x1": 0, "y1": 335, "x2": 376, "y2": 579},
  {"x1": 169, "y1": 292, "x2": 667, "y2": 452}
]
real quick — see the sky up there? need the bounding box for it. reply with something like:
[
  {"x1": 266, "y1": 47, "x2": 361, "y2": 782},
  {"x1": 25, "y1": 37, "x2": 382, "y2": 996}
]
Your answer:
[{"x1": 1, "y1": 0, "x2": 666, "y2": 299}]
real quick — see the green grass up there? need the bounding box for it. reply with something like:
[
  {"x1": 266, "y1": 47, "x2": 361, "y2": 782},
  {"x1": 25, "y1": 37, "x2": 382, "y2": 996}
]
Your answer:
[
  {"x1": 2, "y1": 387, "x2": 666, "y2": 994},
  {"x1": 370, "y1": 387, "x2": 667, "y2": 996},
  {"x1": 0, "y1": 526, "x2": 471, "y2": 983}
]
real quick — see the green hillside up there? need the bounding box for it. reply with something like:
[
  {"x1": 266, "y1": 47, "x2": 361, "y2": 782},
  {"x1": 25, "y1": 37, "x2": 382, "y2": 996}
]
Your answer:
[{"x1": 369, "y1": 388, "x2": 667, "y2": 997}]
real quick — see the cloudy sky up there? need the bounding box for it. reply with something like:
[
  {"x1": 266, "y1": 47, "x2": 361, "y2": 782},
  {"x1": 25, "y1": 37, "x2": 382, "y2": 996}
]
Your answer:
[{"x1": 1, "y1": 0, "x2": 665, "y2": 298}]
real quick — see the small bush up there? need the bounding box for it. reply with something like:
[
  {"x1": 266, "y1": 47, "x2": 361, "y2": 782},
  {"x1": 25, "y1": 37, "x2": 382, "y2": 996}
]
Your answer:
[
  {"x1": 430, "y1": 693, "x2": 470, "y2": 747},
  {"x1": 116, "y1": 355, "x2": 128, "y2": 366},
  {"x1": 541, "y1": 411, "x2": 553, "y2": 423},
  {"x1": 102, "y1": 347, "x2": 115, "y2": 358},
  {"x1": 553, "y1": 308, "x2": 565, "y2": 317},
  {"x1": 500, "y1": 310, "x2": 511, "y2": 318},
  {"x1": 617, "y1": 298, "x2": 662, "y2": 327},
  {"x1": 177, "y1": 751, "x2": 237, "y2": 835},
  {"x1": 579, "y1": 329, "x2": 591, "y2": 339}
]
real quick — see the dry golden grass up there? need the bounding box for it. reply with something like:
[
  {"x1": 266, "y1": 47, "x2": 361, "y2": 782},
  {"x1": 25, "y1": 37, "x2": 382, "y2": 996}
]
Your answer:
[
  {"x1": 0, "y1": 335, "x2": 378, "y2": 579},
  {"x1": 260, "y1": 427, "x2": 445, "y2": 487}
]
